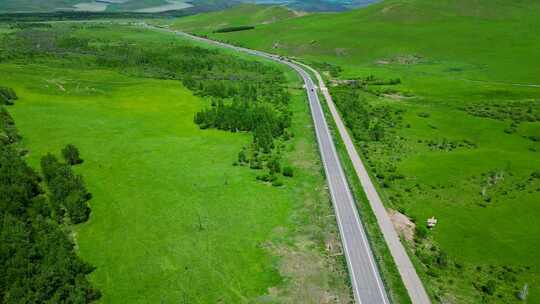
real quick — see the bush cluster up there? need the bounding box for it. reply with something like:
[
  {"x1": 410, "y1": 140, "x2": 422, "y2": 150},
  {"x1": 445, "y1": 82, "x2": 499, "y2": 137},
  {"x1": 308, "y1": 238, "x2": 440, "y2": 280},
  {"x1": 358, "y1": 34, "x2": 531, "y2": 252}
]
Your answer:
[
  {"x1": 41, "y1": 150, "x2": 91, "y2": 224},
  {"x1": 464, "y1": 100, "x2": 540, "y2": 135},
  {"x1": 0, "y1": 106, "x2": 21, "y2": 145},
  {"x1": 330, "y1": 86, "x2": 404, "y2": 143}
]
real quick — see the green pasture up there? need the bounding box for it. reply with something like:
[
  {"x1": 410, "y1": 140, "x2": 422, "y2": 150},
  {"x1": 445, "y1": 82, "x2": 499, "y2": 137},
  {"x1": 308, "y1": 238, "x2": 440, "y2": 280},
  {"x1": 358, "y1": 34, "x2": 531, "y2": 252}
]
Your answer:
[
  {"x1": 0, "y1": 23, "x2": 350, "y2": 303},
  {"x1": 166, "y1": 4, "x2": 297, "y2": 33},
  {"x1": 168, "y1": 1, "x2": 540, "y2": 302}
]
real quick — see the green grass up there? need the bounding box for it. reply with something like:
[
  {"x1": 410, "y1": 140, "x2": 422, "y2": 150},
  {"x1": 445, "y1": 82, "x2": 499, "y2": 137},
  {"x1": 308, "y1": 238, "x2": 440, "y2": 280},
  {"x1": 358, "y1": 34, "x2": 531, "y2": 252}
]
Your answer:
[
  {"x1": 165, "y1": 4, "x2": 298, "y2": 33},
  {"x1": 169, "y1": 1, "x2": 540, "y2": 302},
  {"x1": 0, "y1": 23, "x2": 353, "y2": 303}
]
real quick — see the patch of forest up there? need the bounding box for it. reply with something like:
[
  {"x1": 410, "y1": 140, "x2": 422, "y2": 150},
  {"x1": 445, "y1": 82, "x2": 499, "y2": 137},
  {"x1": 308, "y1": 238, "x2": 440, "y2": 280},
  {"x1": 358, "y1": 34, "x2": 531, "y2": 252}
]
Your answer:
[
  {"x1": 0, "y1": 24, "x2": 295, "y2": 184},
  {"x1": 462, "y1": 100, "x2": 540, "y2": 135},
  {"x1": 0, "y1": 89, "x2": 99, "y2": 303}
]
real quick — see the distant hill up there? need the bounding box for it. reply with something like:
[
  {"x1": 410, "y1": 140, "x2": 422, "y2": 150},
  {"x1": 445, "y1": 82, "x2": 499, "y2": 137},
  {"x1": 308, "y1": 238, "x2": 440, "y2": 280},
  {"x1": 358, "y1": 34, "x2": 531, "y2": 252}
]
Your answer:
[
  {"x1": 241, "y1": 0, "x2": 379, "y2": 11},
  {"x1": 189, "y1": 0, "x2": 540, "y2": 83},
  {"x1": 0, "y1": 0, "x2": 378, "y2": 12},
  {"x1": 0, "y1": 0, "x2": 84, "y2": 12},
  {"x1": 168, "y1": 3, "x2": 297, "y2": 33},
  {"x1": 0, "y1": 0, "x2": 194, "y2": 13}
]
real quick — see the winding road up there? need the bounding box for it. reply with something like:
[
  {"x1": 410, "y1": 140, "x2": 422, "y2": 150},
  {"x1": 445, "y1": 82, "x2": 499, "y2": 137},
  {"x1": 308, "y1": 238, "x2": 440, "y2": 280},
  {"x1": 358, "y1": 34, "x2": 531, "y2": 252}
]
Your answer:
[{"x1": 143, "y1": 23, "x2": 429, "y2": 304}]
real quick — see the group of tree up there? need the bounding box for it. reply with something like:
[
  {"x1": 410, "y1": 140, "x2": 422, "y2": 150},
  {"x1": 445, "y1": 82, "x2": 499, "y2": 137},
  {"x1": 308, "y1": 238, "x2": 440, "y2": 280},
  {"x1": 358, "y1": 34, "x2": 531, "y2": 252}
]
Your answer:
[
  {"x1": 0, "y1": 114, "x2": 99, "y2": 302},
  {"x1": 41, "y1": 146, "x2": 89, "y2": 224},
  {"x1": 195, "y1": 99, "x2": 291, "y2": 153},
  {"x1": 331, "y1": 85, "x2": 404, "y2": 143}
]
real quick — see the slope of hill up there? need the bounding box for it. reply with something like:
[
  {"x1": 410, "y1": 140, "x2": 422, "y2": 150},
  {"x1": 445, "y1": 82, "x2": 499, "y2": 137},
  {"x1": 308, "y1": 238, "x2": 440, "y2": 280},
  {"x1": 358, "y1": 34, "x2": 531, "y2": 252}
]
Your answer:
[
  {"x1": 190, "y1": 0, "x2": 540, "y2": 83},
  {"x1": 168, "y1": 3, "x2": 297, "y2": 33},
  {"x1": 0, "y1": 0, "x2": 378, "y2": 13},
  {"x1": 0, "y1": 0, "x2": 192, "y2": 13},
  {"x1": 169, "y1": 1, "x2": 540, "y2": 303},
  {"x1": 0, "y1": 0, "x2": 84, "y2": 12},
  {"x1": 241, "y1": 0, "x2": 379, "y2": 11}
]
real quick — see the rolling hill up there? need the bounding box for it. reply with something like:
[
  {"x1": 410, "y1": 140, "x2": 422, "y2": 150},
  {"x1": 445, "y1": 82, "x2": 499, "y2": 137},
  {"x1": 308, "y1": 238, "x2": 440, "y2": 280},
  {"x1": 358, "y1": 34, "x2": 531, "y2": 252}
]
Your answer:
[
  {"x1": 167, "y1": 3, "x2": 298, "y2": 32},
  {"x1": 0, "y1": 0, "x2": 379, "y2": 12},
  {"x1": 0, "y1": 0, "x2": 192, "y2": 13}
]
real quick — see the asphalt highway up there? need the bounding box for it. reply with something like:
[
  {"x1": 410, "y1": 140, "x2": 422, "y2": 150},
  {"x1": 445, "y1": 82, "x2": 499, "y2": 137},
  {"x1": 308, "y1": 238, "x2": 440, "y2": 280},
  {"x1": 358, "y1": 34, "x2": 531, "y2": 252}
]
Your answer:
[{"x1": 145, "y1": 24, "x2": 391, "y2": 304}]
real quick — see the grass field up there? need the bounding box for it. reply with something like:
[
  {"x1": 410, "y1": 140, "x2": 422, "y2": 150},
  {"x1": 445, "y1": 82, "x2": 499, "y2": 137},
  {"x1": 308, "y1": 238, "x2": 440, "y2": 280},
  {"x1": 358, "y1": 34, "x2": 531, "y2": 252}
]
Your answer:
[
  {"x1": 167, "y1": 1, "x2": 540, "y2": 302},
  {"x1": 164, "y1": 3, "x2": 298, "y2": 33},
  {"x1": 0, "y1": 24, "x2": 351, "y2": 303}
]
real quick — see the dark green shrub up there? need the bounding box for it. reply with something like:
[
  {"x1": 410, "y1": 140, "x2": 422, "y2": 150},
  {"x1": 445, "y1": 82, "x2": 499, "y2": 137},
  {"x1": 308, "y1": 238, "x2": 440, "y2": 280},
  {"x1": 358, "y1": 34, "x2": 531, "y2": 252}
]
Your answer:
[
  {"x1": 267, "y1": 157, "x2": 281, "y2": 174},
  {"x1": 282, "y1": 166, "x2": 294, "y2": 177},
  {"x1": 0, "y1": 87, "x2": 17, "y2": 105},
  {"x1": 528, "y1": 135, "x2": 540, "y2": 142},
  {"x1": 62, "y1": 144, "x2": 83, "y2": 165},
  {"x1": 415, "y1": 225, "x2": 428, "y2": 240},
  {"x1": 436, "y1": 250, "x2": 449, "y2": 268},
  {"x1": 483, "y1": 280, "x2": 497, "y2": 295},
  {"x1": 214, "y1": 26, "x2": 255, "y2": 33}
]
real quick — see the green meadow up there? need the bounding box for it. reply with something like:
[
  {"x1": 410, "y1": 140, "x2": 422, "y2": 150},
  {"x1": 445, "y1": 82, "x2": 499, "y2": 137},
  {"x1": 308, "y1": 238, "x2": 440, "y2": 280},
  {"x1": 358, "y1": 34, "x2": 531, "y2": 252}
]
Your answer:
[
  {"x1": 168, "y1": 1, "x2": 540, "y2": 302},
  {"x1": 165, "y1": 4, "x2": 297, "y2": 33},
  {"x1": 0, "y1": 24, "x2": 351, "y2": 303}
]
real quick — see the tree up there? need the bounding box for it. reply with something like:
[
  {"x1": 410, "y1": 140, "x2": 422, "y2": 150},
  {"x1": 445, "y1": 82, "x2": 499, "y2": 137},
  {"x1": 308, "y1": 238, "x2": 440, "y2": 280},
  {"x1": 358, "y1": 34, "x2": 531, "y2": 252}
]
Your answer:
[
  {"x1": 0, "y1": 146, "x2": 100, "y2": 303},
  {"x1": 62, "y1": 144, "x2": 83, "y2": 165},
  {"x1": 267, "y1": 157, "x2": 281, "y2": 175},
  {"x1": 65, "y1": 190, "x2": 91, "y2": 224},
  {"x1": 41, "y1": 153, "x2": 61, "y2": 182}
]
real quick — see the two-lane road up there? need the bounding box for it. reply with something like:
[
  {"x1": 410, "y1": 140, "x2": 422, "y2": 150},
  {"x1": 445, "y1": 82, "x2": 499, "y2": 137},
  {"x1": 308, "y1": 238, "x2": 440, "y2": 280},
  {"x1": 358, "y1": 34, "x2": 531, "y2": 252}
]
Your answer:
[{"x1": 145, "y1": 24, "x2": 390, "y2": 304}]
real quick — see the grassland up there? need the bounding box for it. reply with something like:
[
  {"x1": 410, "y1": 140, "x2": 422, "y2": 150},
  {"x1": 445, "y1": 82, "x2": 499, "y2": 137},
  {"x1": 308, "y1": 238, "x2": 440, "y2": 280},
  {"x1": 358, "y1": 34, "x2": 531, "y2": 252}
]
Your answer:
[
  {"x1": 165, "y1": 3, "x2": 298, "y2": 33},
  {"x1": 0, "y1": 23, "x2": 351, "y2": 303},
  {"x1": 106, "y1": 0, "x2": 191, "y2": 12},
  {"x1": 167, "y1": 1, "x2": 540, "y2": 302}
]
